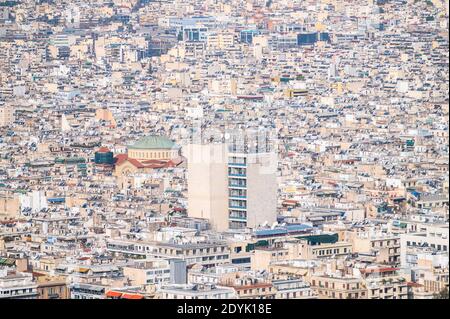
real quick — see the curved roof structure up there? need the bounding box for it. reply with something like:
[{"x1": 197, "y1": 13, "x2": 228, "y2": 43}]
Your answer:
[{"x1": 128, "y1": 135, "x2": 177, "y2": 150}]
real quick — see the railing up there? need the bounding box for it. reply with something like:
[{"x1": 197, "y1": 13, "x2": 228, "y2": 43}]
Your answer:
[
  {"x1": 229, "y1": 184, "x2": 247, "y2": 188},
  {"x1": 229, "y1": 216, "x2": 247, "y2": 221},
  {"x1": 228, "y1": 162, "x2": 246, "y2": 167}
]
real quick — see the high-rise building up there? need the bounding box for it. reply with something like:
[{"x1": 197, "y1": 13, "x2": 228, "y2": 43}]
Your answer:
[
  {"x1": 0, "y1": 104, "x2": 14, "y2": 127},
  {"x1": 186, "y1": 142, "x2": 277, "y2": 232}
]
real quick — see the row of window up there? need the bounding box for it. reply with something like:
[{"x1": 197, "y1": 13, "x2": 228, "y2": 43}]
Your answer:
[
  {"x1": 406, "y1": 241, "x2": 448, "y2": 251},
  {"x1": 130, "y1": 151, "x2": 173, "y2": 159},
  {"x1": 316, "y1": 248, "x2": 348, "y2": 256},
  {"x1": 146, "y1": 269, "x2": 170, "y2": 275},
  {"x1": 0, "y1": 288, "x2": 35, "y2": 295},
  {"x1": 313, "y1": 281, "x2": 360, "y2": 290}
]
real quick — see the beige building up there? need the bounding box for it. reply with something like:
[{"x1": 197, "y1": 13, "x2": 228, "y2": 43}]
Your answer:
[
  {"x1": 359, "y1": 267, "x2": 409, "y2": 299},
  {"x1": 0, "y1": 104, "x2": 14, "y2": 127},
  {"x1": 350, "y1": 233, "x2": 401, "y2": 265},
  {"x1": 285, "y1": 240, "x2": 353, "y2": 260},
  {"x1": 0, "y1": 193, "x2": 20, "y2": 220},
  {"x1": 186, "y1": 143, "x2": 277, "y2": 232},
  {"x1": 127, "y1": 135, "x2": 179, "y2": 161},
  {"x1": 252, "y1": 247, "x2": 290, "y2": 271},
  {"x1": 35, "y1": 274, "x2": 70, "y2": 299},
  {"x1": 186, "y1": 143, "x2": 229, "y2": 231},
  {"x1": 308, "y1": 274, "x2": 367, "y2": 299},
  {"x1": 115, "y1": 135, "x2": 181, "y2": 176}
]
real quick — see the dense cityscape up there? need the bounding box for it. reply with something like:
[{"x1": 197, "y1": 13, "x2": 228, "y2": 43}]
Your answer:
[{"x1": 0, "y1": 0, "x2": 448, "y2": 300}]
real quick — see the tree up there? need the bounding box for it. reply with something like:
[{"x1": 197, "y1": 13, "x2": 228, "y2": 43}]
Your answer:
[{"x1": 433, "y1": 287, "x2": 449, "y2": 299}]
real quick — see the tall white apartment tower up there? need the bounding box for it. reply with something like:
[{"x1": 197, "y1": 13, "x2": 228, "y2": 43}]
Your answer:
[{"x1": 186, "y1": 142, "x2": 277, "y2": 232}]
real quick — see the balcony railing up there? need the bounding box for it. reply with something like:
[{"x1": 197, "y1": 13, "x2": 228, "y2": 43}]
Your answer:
[
  {"x1": 228, "y1": 173, "x2": 247, "y2": 177},
  {"x1": 229, "y1": 195, "x2": 247, "y2": 199},
  {"x1": 228, "y1": 162, "x2": 246, "y2": 167},
  {"x1": 229, "y1": 205, "x2": 247, "y2": 210},
  {"x1": 229, "y1": 184, "x2": 247, "y2": 188},
  {"x1": 229, "y1": 216, "x2": 247, "y2": 221}
]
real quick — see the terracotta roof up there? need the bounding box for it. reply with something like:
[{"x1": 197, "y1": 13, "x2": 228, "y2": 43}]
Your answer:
[
  {"x1": 121, "y1": 293, "x2": 144, "y2": 300},
  {"x1": 114, "y1": 154, "x2": 145, "y2": 168},
  {"x1": 115, "y1": 155, "x2": 183, "y2": 169},
  {"x1": 106, "y1": 291, "x2": 123, "y2": 298},
  {"x1": 97, "y1": 147, "x2": 110, "y2": 153},
  {"x1": 114, "y1": 154, "x2": 128, "y2": 166}
]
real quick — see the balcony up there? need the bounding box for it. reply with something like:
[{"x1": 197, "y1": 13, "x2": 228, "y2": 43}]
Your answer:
[
  {"x1": 229, "y1": 195, "x2": 247, "y2": 200},
  {"x1": 228, "y1": 173, "x2": 247, "y2": 178},
  {"x1": 229, "y1": 216, "x2": 247, "y2": 221},
  {"x1": 228, "y1": 162, "x2": 246, "y2": 167},
  {"x1": 228, "y1": 184, "x2": 247, "y2": 188},
  {"x1": 229, "y1": 205, "x2": 247, "y2": 210}
]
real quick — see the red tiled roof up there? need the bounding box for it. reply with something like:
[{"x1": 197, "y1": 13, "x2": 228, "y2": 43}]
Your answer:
[
  {"x1": 77, "y1": 257, "x2": 90, "y2": 261},
  {"x1": 115, "y1": 155, "x2": 184, "y2": 170},
  {"x1": 115, "y1": 154, "x2": 145, "y2": 168},
  {"x1": 121, "y1": 293, "x2": 144, "y2": 300},
  {"x1": 127, "y1": 158, "x2": 145, "y2": 168},
  {"x1": 114, "y1": 154, "x2": 128, "y2": 166},
  {"x1": 106, "y1": 291, "x2": 123, "y2": 298},
  {"x1": 97, "y1": 147, "x2": 110, "y2": 153}
]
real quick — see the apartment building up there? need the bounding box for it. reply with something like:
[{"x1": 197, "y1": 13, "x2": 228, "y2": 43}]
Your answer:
[
  {"x1": 158, "y1": 283, "x2": 236, "y2": 299},
  {"x1": 0, "y1": 104, "x2": 14, "y2": 127},
  {"x1": 69, "y1": 283, "x2": 107, "y2": 299},
  {"x1": 122, "y1": 259, "x2": 171, "y2": 286},
  {"x1": 359, "y1": 267, "x2": 408, "y2": 299},
  {"x1": 106, "y1": 239, "x2": 230, "y2": 268},
  {"x1": 0, "y1": 270, "x2": 38, "y2": 299},
  {"x1": 308, "y1": 274, "x2": 367, "y2": 299},
  {"x1": 351, "y1": 233, "x2": 401, "y2": 266},
  {"x1": 35, "y1": 274, "x2": 70, "y2": 299},
  {"x1": 186, "y1": 143, "x2": 277, "y2": 231},
  {"x1": 222, "y1": 277, "x2": 276, "y2": 299},
  {"x1": 272, "y1": 278, "x2": 317, "y2": 299},
  {"x1": 400, "y1": 224, "x2": 449, "y2": 266}
]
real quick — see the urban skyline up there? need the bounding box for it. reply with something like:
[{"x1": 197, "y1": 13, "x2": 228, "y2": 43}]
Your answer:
[{"x1": 0, "y1": 0, "x2": 448, "y2": 301}]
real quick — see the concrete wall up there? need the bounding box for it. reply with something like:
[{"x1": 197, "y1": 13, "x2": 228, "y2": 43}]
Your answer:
[
  {"x1": 246, "y1": 152, "x2": 277, "y2": 228},
  {"x1": 186, "y1": 144, "x2": 229, "y2": 232}
]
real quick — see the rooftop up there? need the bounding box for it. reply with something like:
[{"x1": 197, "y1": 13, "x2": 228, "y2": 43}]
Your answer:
[{"x1": 128, "y1": 135, "x2": 177, "y2": 150}]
